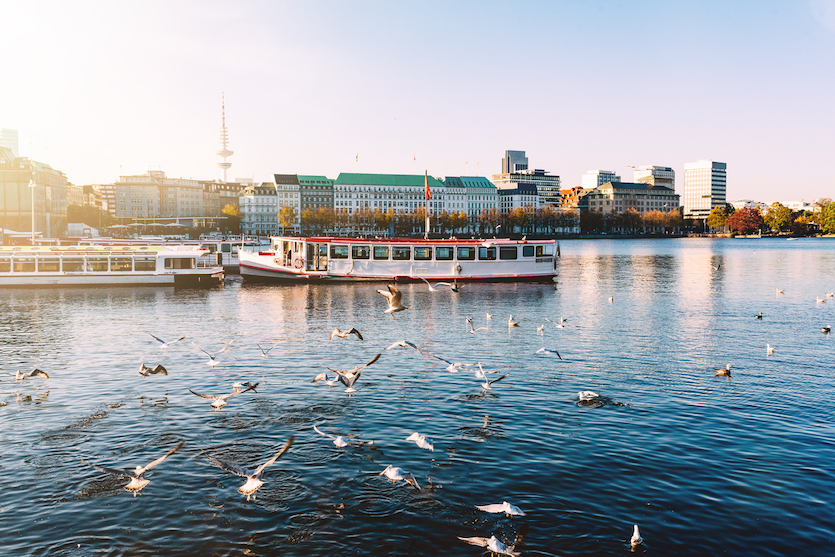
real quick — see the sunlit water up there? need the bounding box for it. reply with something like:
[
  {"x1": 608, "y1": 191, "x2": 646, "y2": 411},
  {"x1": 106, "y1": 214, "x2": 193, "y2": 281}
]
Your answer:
[{"x1": 1, "y1": 238, "x2": 834, "y2": 556}]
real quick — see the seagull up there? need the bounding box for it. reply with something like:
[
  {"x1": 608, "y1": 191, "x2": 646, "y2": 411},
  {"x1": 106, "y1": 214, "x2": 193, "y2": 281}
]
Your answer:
[
  {"x1": 202, "y1": 436, "x2": 294, "y2": 501},
  {"x1": 329, "y1": 328, "x2": 363, "y2": 340},
  {"x1": 508, "y1": 315, "x2": 520, "y2": 327},
  {"x1": 313, "y1": 424, "x2": 350, "y2": 447},
  {"x1": 475, "y1": 501, "x2": 526, "y2": 518},
  {"x1": 256, "y1": 343, "x2": 277, "y2": 358},
  {"x1": 232, "y1": 381, "x2": 258, "y2": 393},
  {"x1": 536, "y1": 324, "x2": 545, "y2": 334},
  {"x1": 191, "y1": 340, "x2": 233, "y2": 368},
  {"x1": 428, "y1": 352, "x2": 473, "y2": 373},
  {"x1": 776, "y1": 288, "x2": 784, "y2": 294},
  {"x1": 481, "y1": 240, "x2": 496, "y2": 248},
  {"x1": 608, "y1": 296, "x2": 614, "y2": 303},
  {"x1": 766, "y1": 344, "x2": 775, "y2": 354},
  {"x1": 379, "y1": 465, "x2": 420, "y2": 490},
  {"x1": 15, "y1": 368, "x2": 49, "y2": 381},
  {"x1": 377, "y1": 284, "x2": 408, "y2": 318},
  {"x1": 311, "y1": 372, "x2": 341, "y2": 387},
  {"x1": 328, "y1": 353, "x2": 382, "y2": 380},
  {"x1": 823, "y1": 326, "x2": 831, "y2": 334},
  {"x1": 578, "y1": 391, "x2": 600, "y2": 401},
  {"x1": 536, "y1": 347, "x2": 562, "y2": 359},
  {"x1": 827, "y1": 292, "x2": 834, "y2": 298},
  {"x1": 188, "y1": 383, "x2": 257, "y2": 410},
  {"x1": 81, "y1": 440, "x2": 184, "y2": 497},
  {"x1": 450, "y1": 279, "x2": 460, "y2": 292},
  {"x1": 480, "y1": 373, "x2": 508, "y2": 391},
  {"x1": 631, "y1": 524, "x2": 644, "y2": 547},
  {"x1": 420, "y1": 276, "x2": 454, "y2": 292},
  {"x1": 337, "y1": 371, "x2": 362, "y2": 394},
  {"x1": 817, "y1": 297, "x2": 827, "y2": 304},
  {"x1": 545, "y1": 317, "x2": 569, "y2": 329},
  {"x1": 458, "y1": 535, "x2": 519, "y2": 557},
  {"x1": 714, "y1": 364, "x2": 732, "y2": 376},
  {"x1": 138, "y1": 363, "x2": 167, "y2": 377},
  {"x1": 405, "y1": 432, "x2": 434, "y2": 452},
  {"x1": 385, "y1": 340, "x2": 421, "y2": 351},
  {"x1": 466, "y1": 317, "x2": 488, "y2": 334},
  {"x1": 755, "y1": 312, "x2": 763, "y2": 319},
  {"x1": 486, "y1": 312, "x2": 492, "y2": 320},
  {"x1": 149, "y1": 334, "x2": 188, "y2": 349}
]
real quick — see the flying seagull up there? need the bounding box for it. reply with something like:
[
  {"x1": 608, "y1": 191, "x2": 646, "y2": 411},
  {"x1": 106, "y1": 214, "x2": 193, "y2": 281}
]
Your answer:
[
  {"x1": 480, "y1": 373, "x2": 508, "y2": 391},
  {"x1": 328, "y1": 353, "x2": 381, "y2": 380},
  {"x1": 81, "y1": 440, "x2": 184, "y2": 497},
  {"x1": 191, "y1": 340, "x2": 233, "y2": 368},
  {"x1": 138, "y1": 363, "x2": 167, "y2": 377},
  {"x1": 714, "y1": 364, "x2": 732, "y2": 376},
  {"x1": 313, "y1": 424, "x2": 351, "y2": 447},
  {"x1": 379, "y1": 465, "x2": 420, "y2": 490},
  {"x1": 202, "y1": 436, "x2": 294, "y2": 501},
  {"x1": 330, "y1": 328, "x2": 363, "y2": 340},
  {"x1": 256, "y1": 343, "x2": 277, "y2": 358},
  {"x1": 232, "y1": 381, "x2": 258, "y2": 393},
  {"x1": 385, "y1": 340, "x2": 421, "y2": 352},
  {"x1": 311, "y1": 372, "x2": 341, "y2": 387},
  {"x1": 188, "y1": 383, "x2": 257, "y2": 410},
  {"x1": 427, "y1": 352, "x2": 473, "y2": 373},
  {"x1": 466, "y1": 317, "x2": 488, "y2": 334},
  {"x1": 15, "y1": 368, "x2": 49, "y2": 381},
  {"x1": 458, "y1": 535, "x2": 520, "y2": 557},
  {"x1": 376, "y1": 284, "x2": 408, "y2": 318},
  {"x1": 337, "y1": 371, "x2": 362, "y2": 394},
  {"x1": 405, "y1": 432, "x2": 434, "y2": 452},
  {"x1": 475, "y1": 501, "x2": 526, "y2": 518},
  {"x1": 149, "y1": 334, "x2": 188, "y2": 349},
  {"x1": 420, "y1": 276, "x2": 454, "y2": 292},
  {"x1": 536, "y1": 347, "x2": 562, "y2": 359}
]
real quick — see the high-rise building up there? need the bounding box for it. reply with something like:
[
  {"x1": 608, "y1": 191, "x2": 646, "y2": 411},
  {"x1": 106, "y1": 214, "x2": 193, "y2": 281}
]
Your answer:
[
  {"x1": 501, "y1": 150, "x2": 529, "y2": 174},
  {"x1": 683, "y1": 160, "x2": 726, "y2": 219},
  {"x1": 581, "y1": 170, "x2": 620, "y2": 189},
  {"x1": 1, "y1": 146, "x2": 68, "y2": 238},
  {"x1": 633, "y1": 166, "x2": 674, "y2": 189},
  {"x1": 0, "y1": 129, "x2": 19, "y2": 158}
]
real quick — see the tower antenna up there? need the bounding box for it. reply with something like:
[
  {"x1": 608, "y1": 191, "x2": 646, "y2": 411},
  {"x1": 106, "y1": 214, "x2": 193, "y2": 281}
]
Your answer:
[{"x1": 216, "y1": 92, "x2": 234, "y2": 182}]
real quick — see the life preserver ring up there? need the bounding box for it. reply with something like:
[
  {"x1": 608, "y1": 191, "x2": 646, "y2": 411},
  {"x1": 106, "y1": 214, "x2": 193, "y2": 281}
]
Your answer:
[{"x1": 294, "y1": 257, "x2": 304, "y2": 269}]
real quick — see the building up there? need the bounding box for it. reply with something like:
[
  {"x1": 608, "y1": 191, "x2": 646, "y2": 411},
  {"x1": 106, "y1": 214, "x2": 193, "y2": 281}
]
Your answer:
[
  {"x1": 0, "y1": 146, "x2": 68, "y2": 238},
  {"x1": 333, "y1": 173, "x2": 445, "y2": 215},
  {"x1": 501, "y1": 150, "x2": 529, "y2": 173},
  {"x1": 683, "y1": 160, "x2": 727, "y2": 219},
  {"x1": 442, "y1": 176, "x2": 498, "y2": 222},
  {"x1": 67, "y1": 183, "x2": 84, "y2": 206},
  {"x1": 0, "y1": 129, "x2": 19, "y2": 158},
  {"x1": 730, "y1": 199, "x2": 767, "y2": 212},
  {"x1": 299, "y1": 175, "x2": 334, "y2": 212},
  {"x1": 582, "y1": 182, "x2": 680, "y2": 215},
  {"x1": 498, "y1": 184, "x2": 539, "y2": 214},
  {"x1": 633, "y1": 166, "x2": 675, "y2": 189},
  {"x1": 82, "y1": 185, "x2": 103, "y2": 208},
  {"x1": 240, "y1": 182, "x2": 279, "y2": 236},
  {"x1": 581, "y1": 170, "x2": 620, "y2": 190},
  {"x1": 274, "y1": 174, "x2": 301, "y2": 233}
]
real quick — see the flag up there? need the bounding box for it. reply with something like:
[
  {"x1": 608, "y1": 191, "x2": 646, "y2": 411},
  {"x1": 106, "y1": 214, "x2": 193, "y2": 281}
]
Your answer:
[{"x1": 424, "y1": 171, "x2": 431, "y2": 200}]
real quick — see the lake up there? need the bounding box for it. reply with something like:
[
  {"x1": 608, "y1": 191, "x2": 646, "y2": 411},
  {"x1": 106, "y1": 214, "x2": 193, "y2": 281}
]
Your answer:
[{"x1": 1, "y1": 237, "x2": 833, "y2": 555}]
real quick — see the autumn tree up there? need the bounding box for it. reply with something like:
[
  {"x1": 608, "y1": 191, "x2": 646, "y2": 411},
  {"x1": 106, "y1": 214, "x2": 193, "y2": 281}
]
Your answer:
[
  {"x1": 221, "y1": 203, "x2": 242, "y2": 233},
  {"x1": 818, "y1": 201, "x2": 835, "y2": 234},
  {"x1": 278, "y1": 206, "x2": 297, "y2": 233},
  {"x1": 706, "y1": 206, "x2": 730, "y2": 231},
  {"x1": 726, "y1": 207, "x2": 763, "y2": 235},
  {"x1": 580, "y1": 211, "x2": 604, "y2": 233},
  {"x1": 764, "y1": 202, "x2": 794, "y2": 232}
]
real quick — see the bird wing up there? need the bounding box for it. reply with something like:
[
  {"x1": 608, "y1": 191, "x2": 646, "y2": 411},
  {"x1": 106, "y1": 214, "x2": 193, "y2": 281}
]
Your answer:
[
  {"x1": 150, "y1": 364, "x2": 168, "y2": 375},
  {"x1": 489, "y1": 374, "x2": 509, "y2": 386},
  {"x1": 349, "y1": 328, "x2": 363, "y2": 340},
  {"x1": 253, "y1": 436, "x2": 294, "y2": 478},
  {"x1": 357, "y1": 353, "x2": 381, "y2": 371},
  {"x1": 188, "y1": 389, "x2": 217, "y2": 401},
  {"x1": 329, "y1": 329, "x2": 340, "y2": 340},
  {"x1": 475, "y1": 503, "x2": 506, "y2": 513},
  {"x1": 402, "y1": 472, "x2": 420, "y2": 490},
  {"x1": 458, "y1": 536, "x2": 490, "y2": 548},
  {"x1": 191, "y1": 341, "x2": 212, "y2": 358},
  {"x1": 257, "y1": 343, "x2": 268, "y2": 355},
  {"x1": 420, "y1": 276, "x2": 431, "y2": 286},
  {"x1": 169, "y1": 335, "x2": 188, "y2": 345},
  {"x1": 81, "y1": 458, "x2": 136, "y2": 479},
  {"x1": 149, "y1": 333, "x2": 167, "y2": 345},
  {"x1": 218, "y1": 340, "x2": 234, "y2": 354},
  {"x1": 376, "y1": 288, "x2": 394, "y2": 302},
  {"x1": 434, "y1": 282, "x2": 452, "y2": 287},
  {"x1": 387, "y1": 284, "x2": 402, "y2": 305},
  {"x1": 339, "y1": 371, "x2": 361, "y2": 388},
  {"x1": 201, "y1": 450, "x2": 249, "y2": 477},
  {"x1": 313, "y1": 424, "x2": 333, "y2": 439},
  {"x1": 30, "y1": 370, "x2": 49, "y2": 378},
  {"x1": 138, "y1": 441, "x2": 185, "y2": 474},
  {"x1": 312, "y1": 372, "x2": 327, "y2": 383}
]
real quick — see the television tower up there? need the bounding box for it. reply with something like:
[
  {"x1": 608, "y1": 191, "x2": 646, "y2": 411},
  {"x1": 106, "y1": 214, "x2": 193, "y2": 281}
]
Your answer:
[{"x1": 216, "y1": 93, "x2": 234, "y2": 182}]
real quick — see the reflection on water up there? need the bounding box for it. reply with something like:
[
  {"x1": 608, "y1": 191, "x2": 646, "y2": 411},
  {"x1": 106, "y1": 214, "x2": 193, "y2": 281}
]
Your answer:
[{"x1": 1, "y1": 238, "x2": 834, "y2": 556}]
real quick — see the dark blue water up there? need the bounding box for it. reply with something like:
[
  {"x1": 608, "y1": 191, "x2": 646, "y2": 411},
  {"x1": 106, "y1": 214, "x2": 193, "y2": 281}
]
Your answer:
[{"x1": 1, "y1": 238, "x2": 833, "y2": 555}]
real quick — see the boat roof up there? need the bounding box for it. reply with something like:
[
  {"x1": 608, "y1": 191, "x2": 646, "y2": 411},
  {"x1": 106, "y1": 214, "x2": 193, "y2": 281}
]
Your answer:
[
  {"x1": 0, "y1": 245, "x2": 205, "y2": 254},
  {"x1": 283, "y1": 236, "x2": 554, "y2": 245}
]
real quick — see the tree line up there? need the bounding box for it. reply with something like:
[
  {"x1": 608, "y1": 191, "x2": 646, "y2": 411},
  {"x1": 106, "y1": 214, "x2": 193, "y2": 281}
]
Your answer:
[{"x1": 705, "y1": 199, "x2": 835, "y2": 235}]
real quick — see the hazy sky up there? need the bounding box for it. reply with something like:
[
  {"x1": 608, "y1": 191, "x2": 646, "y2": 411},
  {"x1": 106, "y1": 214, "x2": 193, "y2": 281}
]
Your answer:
[{"x1": 2, "y1": 0, "x2": 834, "y2": 202}]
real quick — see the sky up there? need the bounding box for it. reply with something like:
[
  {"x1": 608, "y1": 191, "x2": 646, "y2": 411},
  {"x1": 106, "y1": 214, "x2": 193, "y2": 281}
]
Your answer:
[{"x1": 1, "y1": 0, "x2": 834, "y2": 202}]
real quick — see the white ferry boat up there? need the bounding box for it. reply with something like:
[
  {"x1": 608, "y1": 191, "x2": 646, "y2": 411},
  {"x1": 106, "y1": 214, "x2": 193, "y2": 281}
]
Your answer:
[
  {"x1": 0, "y1": 245, "x2": 224, "y2": 287},
  {"x1": 238, "y1": 236, "x2": 558, "y2": 282}
]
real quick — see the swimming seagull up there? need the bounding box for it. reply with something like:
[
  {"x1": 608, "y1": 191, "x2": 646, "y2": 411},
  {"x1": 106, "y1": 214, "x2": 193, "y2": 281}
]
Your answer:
[
  {"x1": 256, "y1": 343, "x2": 277, "y2": 358},
  {"x1": 536, "y1": 324, "x2": 545, "y2": 334},
  {"x1": 486, "y1": 312, "x2": 492, "y2": 320},
  {"x1": 755, "y1": 312, "x2": 763, "y2": 319},
  {"x1": 608, "y1": 296, "x2": 614, "y2": 303},
  {"x1": 202, "y1": 436, "x2": 294, "y2": 501},
  {"x1": 817, "y1": 297, "x2": 827, "y2": 304},
  {"x1": 191, "y1": 340, "x2": 233, "y2": 368},
  {"x1": 311, "y1": 372, "x2": 341, "y2": 387},
  {"x1": 313, "y1": 424, "x2": 351, "y2": 447},
  {"x1": 138, "y1": 363, "x2": 167, "y2": 377},
  {"x1": 379, "y1": 465, "x2": 420, "y2": 490},
  {"x1": 15, "y1": 368, "x2": 49, "y2": 381},
  {"x1": 328, "y1": 353, "x2": 382, "y2": 380},
  {"x1": 823, "y1": 326, "x2": 831, "y2": 334},
  {"x1": 536, "y1": 347, "x2": 562, "y2": 359},
  {"x1": 577, "y1": 391, "x2": 600, "y2": 401},
  {"x1": 458, "y1": 535, "x2": 519, "y2": 557},
  {"x1": 466, "y1": 317, "x2": 488, "y2": 334},
  {"x1": 766, "y1": 344, "x2": 775, "y2": 354},
  {"x1": 329, "y1": 328, "x2": 363, "y2": 340},
  {"x1": 149, "y1": 334, "x2": 188, "y2": 349},
  {"x1": 776, "y1": 288, "x2": 784, "y2": 294},
  {"x1": 475, "y1": 501, "x2": 526, "y2": 518},
  {"x1": 81, "y1": 440, "x2": 184, "y2": 497},
  {"x1": 827, "y1": 292, "x2": 834, "y2": 298},
  {"x1": 714, "y1": 364, "x2": 732, "y2": 376},
  {"x1": 420, "y1": 276, "x2": 454, "y2": 292},
  {"x1": 405, "y1": 432, "x2": 434, "y2": 452},
  {"x1": 508, "y1": 315, "x2": 520, "y2": 327},
  {"x1": 631, "y1": 524, "x2": 644, "y2": 547},
  {"x1": 188, "y1": 383, "x2": 257, "y2": 410},
  {"x1": 377, "y1": 284, "x2": 408, "y2": 318}
]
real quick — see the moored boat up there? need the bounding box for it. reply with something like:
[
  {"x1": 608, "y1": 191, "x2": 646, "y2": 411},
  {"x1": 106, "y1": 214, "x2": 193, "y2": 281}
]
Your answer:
[{"x1": 238, "y1": 236, "x2": 558, "y2": 282}]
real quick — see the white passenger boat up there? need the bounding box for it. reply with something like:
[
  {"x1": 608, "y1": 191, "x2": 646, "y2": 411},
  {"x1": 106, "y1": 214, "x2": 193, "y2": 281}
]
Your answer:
[
  {"x1": 0, "y1": 245, "x2": 224, "y2": 286},
  {"x1": 238, "y1": 236, "x2": 558, "y2": 282}
]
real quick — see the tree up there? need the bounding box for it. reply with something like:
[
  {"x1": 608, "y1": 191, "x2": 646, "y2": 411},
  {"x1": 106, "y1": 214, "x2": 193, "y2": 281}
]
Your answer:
[
  {"x1": 580, "y1": 211, "x2": 604, "y2": 234},
  {"x1": 726, "y1": 207, "x2": 763, "y2": 235},
  {"x1": 764, "y1": 202, "x2": 793, "y2": 232},
  {"x1": 67, "y1": 204, "x2": 116, "y2": 230},
  {"x1": 221, "y1": 203, "x2": 241, "y2": 234},
  {"x1": 278, "y1": 206, "x2": 297, "y2": 233},
  {"x1": 664, "y1": 209, "x2": 683, "y2": 233},
  {"x1": 706, "y1": 206, "x2": 730, "y2": 231},
  {"x1": 818, "y1": 201, "x2": 835, "y2": 234}
]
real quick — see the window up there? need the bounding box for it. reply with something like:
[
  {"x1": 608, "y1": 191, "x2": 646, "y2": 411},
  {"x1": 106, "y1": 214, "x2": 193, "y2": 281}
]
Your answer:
[
  {"x1": 523, "y1": 246, "x2": 535, "y2": 257},
  {"x1": 0, "y1": 258, "x2": 10, "y2": 272},
  {"x1": 111, "y1": 257, "x2": 133, "y2": 271},
  {"x1": 479, "y1": 247, "x2": 497, "y2": 260},
  {"x1": 536, "y1": 245, "x2": 554, "y2": 256},
  {"x1": 392, "y1": 246, "x2": 411, "y2": 261},
  {"x1": 435, "y1": 247, "x2": 453, "y2": 261},
  {"x1": 330, "y1": 245, "x2": 349, "y2": 259},
  {"x1": 457, "y1": 246, "x2": 475, "y2": 260},
  {"x1": 414, "y1": 247, "x2": 432, "y2": 261},
  {"x1": 37, "y1": 259, "x2": 60, "y2": 272},
  {"x1": 164, "y1": 258, "x2": 195, "y2": 269},
  {"x1": 63, "y1": 258, "x2": 83, "y2": 272},
  {"x1": 86, "y1": 257, "x2": 108, "y2": 272},
  {"x1": 373, "y1": 246, "x2": 389, "y2": 260},
  {"x1": 352, "y1": 245, "x2": 370, "y2": 260},
  {"x1": 499, "y1": 246, "x2": 518, "y2": 260}
]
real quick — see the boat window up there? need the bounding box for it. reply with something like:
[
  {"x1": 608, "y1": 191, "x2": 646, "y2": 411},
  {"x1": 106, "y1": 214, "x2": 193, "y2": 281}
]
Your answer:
[
  {"x1": 38, "y1": 258, "x2": 60, "y2": 272},
  {"x1": 221, "y1": 243, "x2": 231, "y2": 253},
  {"x1": 134, "y1": 257, "x2": 156, "y2": 271},
  {"x1": 414, "y1": 247, "x2": 432, "y2": 260},
  {"x1": 523, "y1": 246, "x2": 535, "y2": 257},
  {"x1": 13, "y1": 258, "x2": 35, "y2": 272},
  {"x1": 373, "y1": 246, "x2": 390, "y2": 260},
  {"x1": 0, "y1": 258, "x2": 10, "y2": 272},
  {"x1": 86, "y1": 257, "x2": 109, "y2": 272},
  {"x1": 435, "y1": 247, "x2": 453, "y2": 260},
  {"x1": 478, "y1": 247, "x2": 497, "y2": 260},
  {"x1": 392, "y1": 246, "x2": 411, "y2": 261},
  {"x1": 352, "y1": 245, "x2": 370, "y2": 260},
  {"x1": 499, "y1": 246, "x2": 518, "y2": 260},
  {"x1": 164, "y1": 257, "x2": 196, "y2": 269},
  {"x1": 536, "y1": 245, "x2": 554, "y2": 256},
  {"x1": 330, "y1": 245, "x2": 349, "y2": 259},
  {"x1": 457, "y1": 246, "x2": 475, "y2": 260},
  {"x1": 111, "y1": 257, "x2": 133, "y2": 271},
  {"x1": 63, "y1": 258, "x2": 84, "y2": 272}
]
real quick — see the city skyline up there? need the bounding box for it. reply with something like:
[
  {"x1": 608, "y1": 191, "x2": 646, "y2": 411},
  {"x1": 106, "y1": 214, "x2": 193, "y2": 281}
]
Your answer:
[{"x1": 1, "y1": 0, "x2": 834, "y2": 201}]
